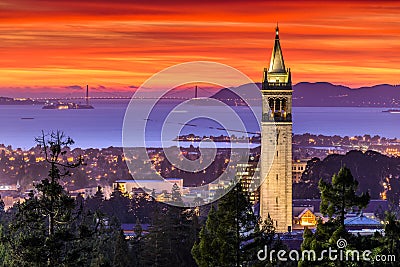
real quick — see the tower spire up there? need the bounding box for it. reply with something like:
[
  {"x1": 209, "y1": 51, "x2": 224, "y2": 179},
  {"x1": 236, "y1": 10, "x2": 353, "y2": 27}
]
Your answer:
[
  {"x1": 268, "y1": 24, "x2": 285, "y2": 73},
  {"x1": 276, "y1": 22, "x2": 279, "y2": 38}
]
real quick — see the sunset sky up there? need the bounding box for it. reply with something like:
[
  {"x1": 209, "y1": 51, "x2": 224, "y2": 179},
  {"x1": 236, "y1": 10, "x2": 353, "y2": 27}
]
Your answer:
[{"x1": 0, "y1": 0, "x2": 399, "y2": 96}]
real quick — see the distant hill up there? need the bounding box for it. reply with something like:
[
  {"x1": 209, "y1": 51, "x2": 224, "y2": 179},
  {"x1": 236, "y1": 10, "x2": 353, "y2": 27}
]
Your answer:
[
  {"x1": 294, "y1": 150, "x2": 400, "y2": 200},
  {"x1": 293, "y1": 82, "x2": 400, "y2": 107},
  {"x1": 211, "y1": 82, "x2": 400, "y2": 107},
  {"x1": 211, "y1": 83, "x2": 261, "y2": 106},
  {"x1": 2, "y1": 82, "x2": 398, "y2": 107}
]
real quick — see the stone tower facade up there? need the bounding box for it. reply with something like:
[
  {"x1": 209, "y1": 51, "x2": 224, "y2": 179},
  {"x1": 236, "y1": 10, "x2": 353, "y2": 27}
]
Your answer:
[{"x1": 260, "y1": 26, "x2": 293, "y2": 233}]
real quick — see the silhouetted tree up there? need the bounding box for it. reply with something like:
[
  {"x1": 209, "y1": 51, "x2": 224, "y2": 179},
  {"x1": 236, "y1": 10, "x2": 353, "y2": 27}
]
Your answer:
[
  {"x1": 6, "y1": 131, "x2": 84, "y2": 266},
  {"x1": 192, "y1": 183, "x2": 282, "y2": 266},
  {"x1": 0, "y1": 132, "x2": 133, "y2": 266},
  {"x1": 140, "y1": 204, "x2": 198, "y2": 266},
  {"x1": 319, "y1": 166, "x2": 370, "y2": 228},
  {"x1": 300, "y1": 167, "x2": 371, "y2": 267}
]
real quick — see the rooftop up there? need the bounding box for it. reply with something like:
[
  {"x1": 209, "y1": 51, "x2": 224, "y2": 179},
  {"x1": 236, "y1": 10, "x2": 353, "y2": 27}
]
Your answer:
[{"x1": 344, "y1": 214, "x2": 382, "y2": 226}]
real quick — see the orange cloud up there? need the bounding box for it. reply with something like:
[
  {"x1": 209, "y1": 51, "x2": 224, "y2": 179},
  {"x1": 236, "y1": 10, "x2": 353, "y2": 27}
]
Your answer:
[{"x1": 0, "y1": 0, "x2": 399, "y2": 95}]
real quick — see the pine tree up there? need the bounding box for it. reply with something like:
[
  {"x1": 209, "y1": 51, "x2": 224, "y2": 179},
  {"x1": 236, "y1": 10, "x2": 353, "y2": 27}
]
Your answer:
[
  {"x1": 139, "y1": 205, "x2": 174, "y2": 267},
  {"x1": 140, "y1": 204, "x2": 198, "y2": 266},
  {"x1": 129, "y1": 218, "x2": 144, "y2": 267},
  {"x1": 88, "y1": 216, "x2": 132, "y2": 267},
  {"x1": 0, "y1": 132, "x2": 135, "y2": 266},
  {"x1": 104, "y1": 185, "x2": 131, "y2": 223},
  {"x1": 0, "y1": 195, "x2": 10, "y2": 266},
  {"x1": 6, "y1": 131, "x2": 85, "y2": 266},
  {"x1": 300, "y1": 167, "x2": 371, "y2": 267},
  {"x1": 319, "y1": 166, "x2": 370, "y2": 228},
  {"x1": 112, "y1": 229, "x2": 131, "y2": 267},
  {"x1": 299, "y1": 220, "x2": 340, "y2": 267},
  {"x1": 191, "y1": 205, "x2": 220, "y2": 267},
  {"x1": 168, "y1": 206, "x2": 198, "y2": 265},
  {"x1": 0, "y1": 224, "x2": 11, "y2": 267},
  {"x1": 379, "y1": 212, "x2": 400, "y2": 264},
  {"x1": 192, "y1": 183, "x2": 279, "y2": 266}
]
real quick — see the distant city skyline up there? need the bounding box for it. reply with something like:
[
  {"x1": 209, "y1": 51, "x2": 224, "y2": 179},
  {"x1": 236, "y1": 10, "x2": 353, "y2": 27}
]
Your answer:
[{"x1": 0, "y1": 1, "x2": 399, "y2": 93}]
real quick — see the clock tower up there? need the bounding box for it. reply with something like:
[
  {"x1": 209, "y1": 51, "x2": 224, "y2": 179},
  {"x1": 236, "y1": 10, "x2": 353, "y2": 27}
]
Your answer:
[{"x1": 260, "y1": 25, "x2": 293, "y2": 233}]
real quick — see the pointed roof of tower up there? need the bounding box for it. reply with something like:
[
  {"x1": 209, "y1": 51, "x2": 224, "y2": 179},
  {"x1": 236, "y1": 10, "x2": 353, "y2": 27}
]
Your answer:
[{"x1": 268, "y1": 24, "x2": 286, "y2": 73}]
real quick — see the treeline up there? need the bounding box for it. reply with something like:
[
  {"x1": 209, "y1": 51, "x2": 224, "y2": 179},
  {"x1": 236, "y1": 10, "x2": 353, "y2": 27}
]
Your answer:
[
  {"x1": 0, "y1": 187, "x2": 201, "y2": 266},
  {"x1": 3, "y1": 131, "x2": 399, "y2": 266},
  {"x1": 0, "y1": 131, "x2": 290, "y2": 266},
  {"x1": 0, "y1": 132, "x2": 200, "y2": 266}
]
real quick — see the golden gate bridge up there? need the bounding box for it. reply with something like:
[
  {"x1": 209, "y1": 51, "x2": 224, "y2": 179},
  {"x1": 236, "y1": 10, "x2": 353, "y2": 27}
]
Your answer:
[
  {"x1": 28, "y1": 85, "x2": 261, "y2": 102},
  {"x1": 30, "y1": 85, "x2": 261, "y2": 136},
  {"x1": 30, "y1": 85, "x2": 222, "y2": 101}
]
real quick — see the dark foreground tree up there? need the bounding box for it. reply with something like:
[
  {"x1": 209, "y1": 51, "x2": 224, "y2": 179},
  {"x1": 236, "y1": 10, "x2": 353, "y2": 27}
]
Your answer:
[
  {"x1": 300, "y1": 167, "x2": 371, "y2": 267},
  {"x1": 140, "y1": 203, "x2": 198, "y2": 267},
  {"x1": 192, "y1": 183, "x2": 285, "y2": 267},
  {"x1": 319, "y1": 166, "x2": 370, "y2": 228},
  {"x1": 0, "y1": 131, "x2": 132, "y2": 266},
  {"x1": 5, "y1": 131, "x2": 84, "y2": 266},
  {"x1": 370, "y1": 212, "x2": 400, "y2": 266}
]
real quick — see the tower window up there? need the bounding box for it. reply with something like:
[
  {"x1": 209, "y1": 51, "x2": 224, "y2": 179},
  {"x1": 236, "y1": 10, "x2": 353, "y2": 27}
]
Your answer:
[
  {"x1": 268, "y1": 98, "x2": 274, "y2": 110},
  {"x1": 276, "y1": 196, "x2": 278, "y2": 204},
  {"x1": 275, "y1": 99, "x2": 281, "y2": 111},
  {"x1": 282, "y1": 99, "x2": 287, "y2": 112},
  {"x1": 276, "y1": 174, "x2": 278, "y2": 180}
]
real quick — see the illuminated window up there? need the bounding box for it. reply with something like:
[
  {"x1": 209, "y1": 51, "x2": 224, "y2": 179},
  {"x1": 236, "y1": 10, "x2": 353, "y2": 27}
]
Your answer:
[{"x1": 300, "y1": 210, "x2": 316, "y2": 226}]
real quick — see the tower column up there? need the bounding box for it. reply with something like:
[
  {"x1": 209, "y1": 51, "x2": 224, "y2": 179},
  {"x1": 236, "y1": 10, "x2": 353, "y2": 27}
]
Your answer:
[
  {"x1": 273, "y1": 98, "x2": 276, "y2": 112},
  {"x1": 260, "y1": 25, "x2": 292, "y2": 233}
]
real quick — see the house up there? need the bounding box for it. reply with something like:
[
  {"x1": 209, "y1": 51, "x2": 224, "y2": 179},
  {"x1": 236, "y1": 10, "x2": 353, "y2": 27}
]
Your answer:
[
  {"x1": 293, "y1": 207, "x2": 320, "y2": 229},
  {"x1": 345, "y1": 213, "x2": 384, "y2": 236}
]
